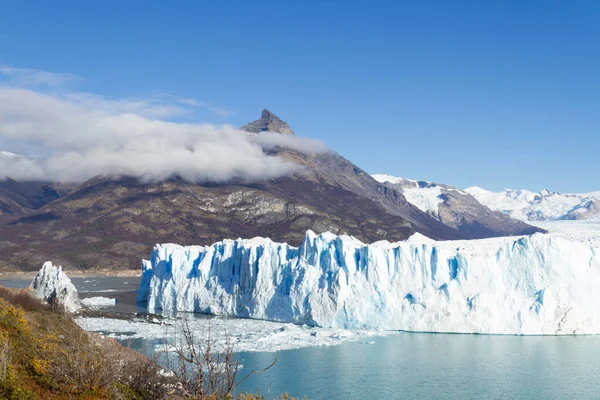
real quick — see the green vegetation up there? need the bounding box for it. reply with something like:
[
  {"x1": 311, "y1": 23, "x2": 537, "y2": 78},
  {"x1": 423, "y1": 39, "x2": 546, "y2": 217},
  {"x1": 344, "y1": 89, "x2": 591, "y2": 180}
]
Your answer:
[
  {"x1": 0, "y1": 286, "x2": 305, "y2": 400},
  {"x1": 0, "y1": 286, "x2": 168, "y2": 399}
]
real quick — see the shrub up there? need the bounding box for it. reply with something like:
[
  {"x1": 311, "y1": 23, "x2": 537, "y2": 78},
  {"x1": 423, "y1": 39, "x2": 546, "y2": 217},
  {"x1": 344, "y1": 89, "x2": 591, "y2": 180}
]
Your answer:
[
  {"x1": 159, "y1": 317, "x2": 278, "y2": 400},
  {"x1": 0, "y1": 286, "x2": 49, "y2": 312}
]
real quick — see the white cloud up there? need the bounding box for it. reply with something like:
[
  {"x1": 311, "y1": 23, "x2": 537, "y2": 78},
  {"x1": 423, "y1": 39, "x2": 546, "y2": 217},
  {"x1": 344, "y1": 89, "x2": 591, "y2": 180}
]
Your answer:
[
  {"x1": 0, "y1": 66, "x2": 234, "y2": 118},
  {"x1": 0, "y1": 85, "x2": 327, "y2": 183},
  {"x1": 0, "y1": 66, "x2": 81, "y2": 86}
]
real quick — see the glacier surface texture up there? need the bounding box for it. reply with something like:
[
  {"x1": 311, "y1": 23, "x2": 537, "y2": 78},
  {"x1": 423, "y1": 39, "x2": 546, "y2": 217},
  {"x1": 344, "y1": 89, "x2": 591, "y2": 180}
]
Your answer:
[{"x1": 137, "y1": 230, "x2": 600, "y2": 334}]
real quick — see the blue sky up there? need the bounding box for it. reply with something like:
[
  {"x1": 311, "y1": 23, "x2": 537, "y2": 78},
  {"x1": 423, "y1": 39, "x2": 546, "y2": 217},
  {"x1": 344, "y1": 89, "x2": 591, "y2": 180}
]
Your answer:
[{"x1": 0, "y1": 1, "x2": 598, "y2": 192}]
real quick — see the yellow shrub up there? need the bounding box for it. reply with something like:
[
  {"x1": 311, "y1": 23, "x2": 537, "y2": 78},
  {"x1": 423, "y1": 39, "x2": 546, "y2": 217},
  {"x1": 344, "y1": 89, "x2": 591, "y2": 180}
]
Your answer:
[
  {"x1": 31, "y1": 357, "x2": 47, "y2": 376},
  {"x1": 0, "y1": 300, "x2": 29, "y2": 335}
]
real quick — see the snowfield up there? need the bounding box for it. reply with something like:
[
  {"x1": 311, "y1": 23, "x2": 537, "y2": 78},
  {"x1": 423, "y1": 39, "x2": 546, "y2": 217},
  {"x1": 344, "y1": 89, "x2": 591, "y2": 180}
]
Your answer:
[
  {"x1": 398, "y1": 185, "x2": 443, "y2": 213},
  {"x1": 372, "y1": 174, "x2": 444, "y2": 213},
  {"x1": 137, "y1": 223, "x2": 600, "y2": 335},
  {"x1": 466, "y1": 186, "x2": 600, "y2": 221},
  {"x1": 529, "y1": 220, "x2": 600, "y2": 247}
]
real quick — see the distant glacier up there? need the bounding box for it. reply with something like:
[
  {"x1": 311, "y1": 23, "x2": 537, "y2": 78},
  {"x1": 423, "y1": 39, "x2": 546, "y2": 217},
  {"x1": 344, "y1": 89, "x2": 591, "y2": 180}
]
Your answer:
[{"x1": 137, "y1": 229, "x2": 600, "y2": 335}]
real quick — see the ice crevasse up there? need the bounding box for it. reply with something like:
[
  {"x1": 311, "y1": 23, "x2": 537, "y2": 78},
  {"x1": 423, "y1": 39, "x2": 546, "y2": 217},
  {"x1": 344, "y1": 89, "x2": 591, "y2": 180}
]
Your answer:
[{"x1": 137, "y1": 231, "x2": 600, "y2": 335}]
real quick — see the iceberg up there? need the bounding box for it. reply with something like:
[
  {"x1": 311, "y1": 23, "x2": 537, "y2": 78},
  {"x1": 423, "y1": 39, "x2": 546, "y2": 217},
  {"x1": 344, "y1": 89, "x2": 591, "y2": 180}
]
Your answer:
[
  {"x1": 30, "y1": 262, "x2": 80, "y2": 313},
  {"x1": 81, "y1": 296, "x2": 117, "y2": 308},
  {"x1": 137, "y1": 230, "x2": 600, "y2": 334}
]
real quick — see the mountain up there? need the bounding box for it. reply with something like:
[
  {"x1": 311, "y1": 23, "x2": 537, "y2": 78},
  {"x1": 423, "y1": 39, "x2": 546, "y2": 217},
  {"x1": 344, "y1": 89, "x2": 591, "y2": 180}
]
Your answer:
[
  {"x1": 0, "y1": 151, "x2": 74, "y2": 218},
  {"x1": 372, "y1": 174, "x2": 542, "y2": 238},
  {"x1": 0, "y1": 110, "x2": 543, "y2": 271},
  {"x1": 466, "y1": 187, "x2": 600, "y2": 221},
  {"x1": 241, "y1": 108, "x2": 295, "y2": 135},
  {"x1": 0, "y1": 110, "x2": 467, "y2": 271}
]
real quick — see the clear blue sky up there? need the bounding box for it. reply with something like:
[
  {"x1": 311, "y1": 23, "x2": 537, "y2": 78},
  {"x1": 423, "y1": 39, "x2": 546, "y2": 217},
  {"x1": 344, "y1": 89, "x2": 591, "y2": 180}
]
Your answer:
[{"x1": 1, "y1": 0, "x2": 598, "y2": 192}]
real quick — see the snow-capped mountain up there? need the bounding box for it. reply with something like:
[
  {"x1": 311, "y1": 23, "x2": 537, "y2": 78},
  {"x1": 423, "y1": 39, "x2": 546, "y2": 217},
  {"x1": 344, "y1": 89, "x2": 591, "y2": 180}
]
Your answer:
[
  {"x1": 371, "y1": 174, "x2": 541, "y2": 239},
  {"x1": 137, "y1": 227, "x2": 600, "y2": 334},
  {"x1": 465, "y1": 187, "x2": 600, "y2": 221}
]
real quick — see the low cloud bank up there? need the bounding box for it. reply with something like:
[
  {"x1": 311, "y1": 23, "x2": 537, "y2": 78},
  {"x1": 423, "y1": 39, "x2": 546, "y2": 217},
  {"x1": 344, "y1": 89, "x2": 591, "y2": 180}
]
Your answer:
[{"x1": 0, "y1": 85, "x2": 327, "y2": 183}]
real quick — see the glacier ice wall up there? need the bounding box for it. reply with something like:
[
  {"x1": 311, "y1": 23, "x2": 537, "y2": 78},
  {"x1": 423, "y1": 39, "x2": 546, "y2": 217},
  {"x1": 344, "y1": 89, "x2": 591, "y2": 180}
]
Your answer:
[
  {"x1": 30, "y1": 261, "x2": 80, "y2": 313},
  {"x1": 137, "y1": 231, "x2": 600, "y2": 334}
]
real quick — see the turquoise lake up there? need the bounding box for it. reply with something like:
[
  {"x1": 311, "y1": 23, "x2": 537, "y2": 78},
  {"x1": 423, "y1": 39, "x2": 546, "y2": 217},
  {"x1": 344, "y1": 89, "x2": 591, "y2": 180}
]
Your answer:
[{"x1": 4, "y1": 276, "x2": 599, "y2": 399}]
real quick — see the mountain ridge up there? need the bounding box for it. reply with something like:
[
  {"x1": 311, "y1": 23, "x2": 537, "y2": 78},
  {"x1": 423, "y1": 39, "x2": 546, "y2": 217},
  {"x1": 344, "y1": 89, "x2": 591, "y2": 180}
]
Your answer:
[
  {"x1": 0, "y1": 110, "x2": 542, "y2": 270},
  {"x1": 372, "y1": 174, "x2": 543, "y2": 238},
  {"x1": 466, "y1": 186, "x2": 600, "y2": 221}
]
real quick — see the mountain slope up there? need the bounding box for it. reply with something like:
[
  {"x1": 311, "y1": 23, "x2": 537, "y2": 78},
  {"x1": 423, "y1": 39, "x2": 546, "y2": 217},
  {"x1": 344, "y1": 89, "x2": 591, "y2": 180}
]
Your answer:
[
  {"x1": 0, "y1": 174, "x2": 426, "y2": 270},
  {"x1": 0, "y1": 179, "x2": 73, "y2": 217},
  {"x1": 466, "y1": 186, "x2": 600, "y2": 221},
  {"x1": 0, "y1": 110, "x2": 464, "y2": 270},
  {"x1": 372, "y1": 174, "x2": 543, "y2": 238}
]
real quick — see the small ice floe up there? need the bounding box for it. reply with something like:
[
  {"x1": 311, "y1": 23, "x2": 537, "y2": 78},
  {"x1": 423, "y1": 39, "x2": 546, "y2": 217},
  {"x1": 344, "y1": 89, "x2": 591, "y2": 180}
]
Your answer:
[
  {"x1": 81, "y1": 296, "x2": 117, "y2": 308},
  {"x1": 76, "y1": 316, "x2": 393, "y2": 353},
  {"x1": 158, "y1": 369, "x2": 174, "y2": 377}
]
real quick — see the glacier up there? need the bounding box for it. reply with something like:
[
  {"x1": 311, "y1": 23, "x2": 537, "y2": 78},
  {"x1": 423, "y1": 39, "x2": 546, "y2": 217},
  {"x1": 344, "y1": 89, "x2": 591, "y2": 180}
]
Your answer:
[
  {"x1": 137, "y1": 230, "x2": 600, "y2": 335},
  {"x1": 30, "y1": 262, "x2": 80, "y2": 313}
]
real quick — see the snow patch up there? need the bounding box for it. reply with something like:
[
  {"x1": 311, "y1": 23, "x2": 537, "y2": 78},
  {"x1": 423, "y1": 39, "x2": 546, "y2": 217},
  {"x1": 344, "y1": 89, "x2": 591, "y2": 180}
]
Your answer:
[
  {"x1": 372, "y1": 174, "x2": 416, "y2": 185},
  {"x1": 401, "y1": 185, "x2": 443, "y2": 213}
]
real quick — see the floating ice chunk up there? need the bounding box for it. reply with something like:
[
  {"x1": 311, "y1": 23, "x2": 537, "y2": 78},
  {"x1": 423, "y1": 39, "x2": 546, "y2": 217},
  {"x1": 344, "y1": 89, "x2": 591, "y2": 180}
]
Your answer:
[
  {"x1": 76, "y1": 316, "x2": 388, "y2": 353},
  {"x1": 81, "y1": 296, "x2": 117, "y2": 308}
]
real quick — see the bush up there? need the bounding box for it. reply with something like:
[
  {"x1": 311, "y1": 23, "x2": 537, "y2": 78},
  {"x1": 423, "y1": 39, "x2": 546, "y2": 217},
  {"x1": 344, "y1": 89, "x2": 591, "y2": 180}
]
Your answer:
[
  {"x1": 159, "y1": 317, "x2": 278, "y2": 400},
  {"x1": 0, "y1": 286, "x2": 49, "y2": 312}
]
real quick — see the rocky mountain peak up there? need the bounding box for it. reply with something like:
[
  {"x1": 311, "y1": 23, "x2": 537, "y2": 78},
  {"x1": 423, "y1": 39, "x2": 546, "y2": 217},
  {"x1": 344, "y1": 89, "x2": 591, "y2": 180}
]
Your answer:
[
  {"x1": 241, "y1": 109, "x2": 295, "y2": 135},
  {"x1": 261, "y1": 108, "x2": 276, "y2": 120}
]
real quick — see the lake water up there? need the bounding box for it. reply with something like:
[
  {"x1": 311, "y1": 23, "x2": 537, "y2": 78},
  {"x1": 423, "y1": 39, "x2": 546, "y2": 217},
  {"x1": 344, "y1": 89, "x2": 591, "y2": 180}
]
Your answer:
[
  {"x1": 3, "y1": 276, "x2": 600, "y2": 399},
  {"x1": 235, "y1": 333, "x2": 600, "y2": 399},
  {"x1": 0, "y1": 276, "x2": 141, "y2": 313}
]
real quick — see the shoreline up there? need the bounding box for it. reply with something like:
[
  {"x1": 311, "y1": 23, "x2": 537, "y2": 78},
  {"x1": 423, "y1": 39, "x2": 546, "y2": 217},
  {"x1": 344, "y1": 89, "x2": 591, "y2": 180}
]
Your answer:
[{"x1": 0, "y1": 269, "x2": 141, "y2": 280}]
